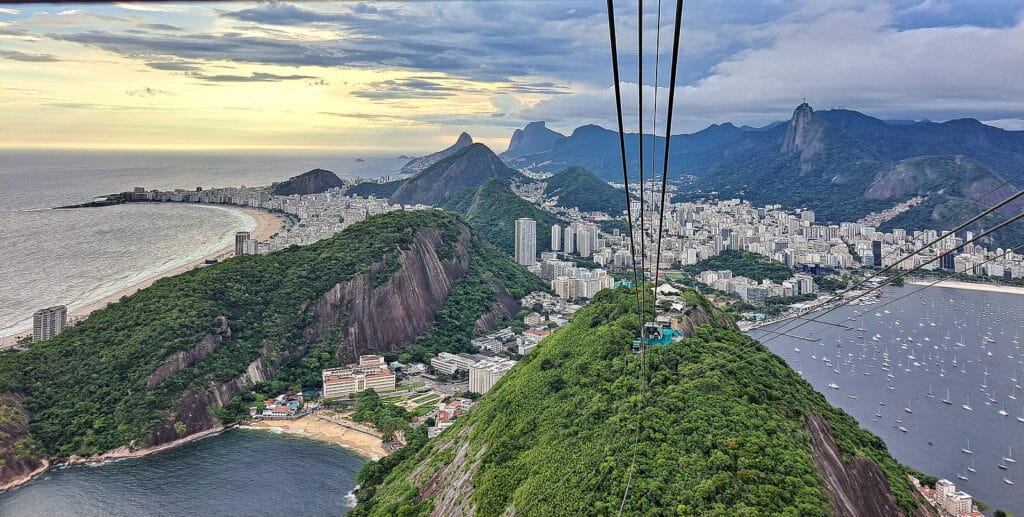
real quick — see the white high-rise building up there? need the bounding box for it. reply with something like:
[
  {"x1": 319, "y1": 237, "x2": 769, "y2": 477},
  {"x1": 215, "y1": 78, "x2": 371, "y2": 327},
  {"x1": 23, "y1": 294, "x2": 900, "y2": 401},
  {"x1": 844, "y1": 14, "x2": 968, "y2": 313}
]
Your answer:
[
  {"x1": 577, "y1": 226, "x2": 592, "y2": 257},
  {"x1": 514, "y1": 218, "x2": 537, "y2": 266},
  {"x1": 563, "y1": 223, "x2": 575, "y2": 254},
  {"x1": 32, "y1": 305, "x2": 67, "y2": 343},
  {"x1": 551, "y1": 224, "x2": 561, "y2": 252}
]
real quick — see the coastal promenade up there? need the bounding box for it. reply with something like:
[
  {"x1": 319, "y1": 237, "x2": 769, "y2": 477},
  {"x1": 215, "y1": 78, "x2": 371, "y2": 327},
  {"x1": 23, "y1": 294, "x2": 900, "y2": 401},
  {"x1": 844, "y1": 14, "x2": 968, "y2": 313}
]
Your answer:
[{"x1": 0, "y1": 207, "x2": 285, "y2": 348}]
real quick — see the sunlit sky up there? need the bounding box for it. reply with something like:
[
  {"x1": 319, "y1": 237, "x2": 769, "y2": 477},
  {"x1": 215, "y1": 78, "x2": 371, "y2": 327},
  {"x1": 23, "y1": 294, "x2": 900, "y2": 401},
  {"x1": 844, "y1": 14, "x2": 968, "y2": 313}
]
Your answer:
[{"x1": 1, "y1": 1, "x2": 1022, "y2": 153}]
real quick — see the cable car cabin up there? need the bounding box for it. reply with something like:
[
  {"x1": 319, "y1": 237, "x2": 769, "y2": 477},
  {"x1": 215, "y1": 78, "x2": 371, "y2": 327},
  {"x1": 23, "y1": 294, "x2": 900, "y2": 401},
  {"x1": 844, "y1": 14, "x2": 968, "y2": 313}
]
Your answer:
[{"x1": 632, "y1": 324, "x2": 683, "y2": 352}]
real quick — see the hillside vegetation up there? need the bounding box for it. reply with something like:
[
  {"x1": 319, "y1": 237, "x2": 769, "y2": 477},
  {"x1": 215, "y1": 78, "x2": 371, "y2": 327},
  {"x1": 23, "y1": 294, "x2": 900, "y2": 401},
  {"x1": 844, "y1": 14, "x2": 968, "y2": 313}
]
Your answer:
[
  {"x1": 442, "y1": 178, "x2": 561, "y2": 256},
  {"x1": 543, "y1": 166, "x2": 625, "y2": 214},
  {"x1": 0, "y1": 211, "x2": 542, "y2": 467},
  {"x1": 351, "y1": 288, "x2": 922, "y2": 516},
  {"x1": 685, "y1": 250, "x2": 794, "y2": 283}
]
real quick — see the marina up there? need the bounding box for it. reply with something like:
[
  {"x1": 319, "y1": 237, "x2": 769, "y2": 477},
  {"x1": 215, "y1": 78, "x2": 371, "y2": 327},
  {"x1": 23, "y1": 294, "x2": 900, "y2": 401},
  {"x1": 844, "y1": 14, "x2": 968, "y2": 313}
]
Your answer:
[{"x1": 752, "y1": 284, "x2": 1024, "y2": 513}]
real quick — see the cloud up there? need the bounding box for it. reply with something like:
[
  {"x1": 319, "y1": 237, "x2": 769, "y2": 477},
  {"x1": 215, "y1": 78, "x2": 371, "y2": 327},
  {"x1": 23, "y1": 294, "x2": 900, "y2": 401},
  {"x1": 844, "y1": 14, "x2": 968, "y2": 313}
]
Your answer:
[
  {"x1": 223, "y1": 2, "x2": 358, "y2": 25},
  {"x1": 57, "y1": 9, "x2": 85, "y2": 16},
  {"x1": 145, "y1": 60, "x2": 201, "y2": 72},
  {"x1": 0, "y1": 50, "x2": 59, "y2": 62},
  {"x1": 0, "y1": 7, "x2": 20, "y2": 15},
  {"x1": 126, "y1": 87, "x2": 173, "y2": 97},
  {"x1": 142, "y1": 23, "x2": 184, "y2": 32},
  {"x1": 351, "y1": 78, "x2": 473, "y2": 99},
  {"x1": 114, "y1": 3, "x2": 189, "y2": 14},
  {"x1": 195, "y1": 72, "x2": 320, "y2": 83}
]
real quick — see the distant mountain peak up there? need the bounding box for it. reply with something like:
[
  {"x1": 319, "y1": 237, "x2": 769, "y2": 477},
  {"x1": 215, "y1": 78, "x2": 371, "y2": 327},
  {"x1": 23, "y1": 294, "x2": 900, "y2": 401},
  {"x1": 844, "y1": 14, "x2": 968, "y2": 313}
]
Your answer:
[
  {"x1": 782, "y1": 102, "x2": 820, "y2": 158},
  {"x1": 503, "y1": 121, "x2": 565, "y2": 158},
  {"x1": 401, "y1": 132, "x2": 474, "y2": 174}
]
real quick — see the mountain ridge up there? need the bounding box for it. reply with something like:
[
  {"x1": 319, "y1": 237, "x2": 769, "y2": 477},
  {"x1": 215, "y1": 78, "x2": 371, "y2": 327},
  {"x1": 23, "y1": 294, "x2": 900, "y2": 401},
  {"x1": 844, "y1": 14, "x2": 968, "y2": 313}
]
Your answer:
[{"x1": 400, "y1": 132, "x2": 474, "y2": 175}]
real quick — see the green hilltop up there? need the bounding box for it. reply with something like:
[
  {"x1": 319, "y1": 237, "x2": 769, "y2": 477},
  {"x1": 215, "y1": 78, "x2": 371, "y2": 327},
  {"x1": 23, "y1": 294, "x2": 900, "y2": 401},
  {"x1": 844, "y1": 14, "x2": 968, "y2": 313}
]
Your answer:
[
  {"x1": 543, "y1": 166, "x2": 626, "y2": 215},
  {"x1": 352, "y1": 287, "x2": 924, "y2": 516},
  {"x1": 441, "y1": 178, "x2": 561, "y2": 256}
]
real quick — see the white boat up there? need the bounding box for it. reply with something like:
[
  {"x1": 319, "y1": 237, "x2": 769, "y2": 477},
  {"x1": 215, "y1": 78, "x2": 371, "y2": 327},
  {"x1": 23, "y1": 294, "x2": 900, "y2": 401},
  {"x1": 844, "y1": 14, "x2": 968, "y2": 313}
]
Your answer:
[
  {"x1": 962, "y1": 439, "x2": 973, "y2": 454},
  {"x1": 898, "y1": 426, "x2": 908, "y2": 433},
  {"x1": 967, "y1": 459, "x2": 976, "y2": 473},
  {"x1": 1005, "y1": 478, "x2": 1015, "y2": 485},
  {"x1": 956, "y1": 472, "x2": 968, "y2": 481},
  {"x1": 1005, "y1": 445, "x2": 1016, "y2": 464},
  {"x1": 904, "y1": 401, "x2": 912, "y2": 414},
  {"x1": 999, "y1": 404, "x2": 1009, "y2": 417},
  {"x1": 962, "y1": 396, "x2": 973, "y2": 412},
  {"x1": 828, "y1": 383, "x2": 839, "y2": 390},
  {"x1": 942, "y1": 388, "x2": 952, "y2": 405}
]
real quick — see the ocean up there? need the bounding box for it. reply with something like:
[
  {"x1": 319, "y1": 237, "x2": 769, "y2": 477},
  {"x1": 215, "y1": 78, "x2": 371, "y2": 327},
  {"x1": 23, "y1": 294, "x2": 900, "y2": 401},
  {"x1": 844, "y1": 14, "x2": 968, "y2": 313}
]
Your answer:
[
  {"x1": 0, "y1": 429, "x2": 366, "y2": 516},
  {"x1": 0, "y1": 150, "x2": 405, "y2": 337},
  {"x1": 751, "y1": 285, "x2": 1024, "y2": 513}
]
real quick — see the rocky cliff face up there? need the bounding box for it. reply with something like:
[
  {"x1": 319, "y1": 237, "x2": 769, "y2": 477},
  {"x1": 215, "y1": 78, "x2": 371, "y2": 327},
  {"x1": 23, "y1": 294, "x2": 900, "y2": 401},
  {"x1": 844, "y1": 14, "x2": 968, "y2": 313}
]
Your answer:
[
  {"x1": 503, "y1": 121, "x2": 564, "y2": 158},
  {"x1": 781, "y1": 102, "x2": 825, "y2": 163},
  {"x1": 271, "y1": 168, "x2": 344, "y2": 196},
  {"x1": 864, "y1": 155, "x2": 1023, "y2": 215},
  {"x1": 401, "y1": 132, "x2": 474, "y2": 175},
  {"x1": 146, "y1": 317, "x2": 231, "y2": 390},
  {"x1": 305, "y1": 226, "x2": 475, "y2": 360},
  {"x1": 808, "y1": 414, "x2": 934, "y2": 517},
  {"x1": 0, "y1": 394, "x2": 46, "y2": 490}
]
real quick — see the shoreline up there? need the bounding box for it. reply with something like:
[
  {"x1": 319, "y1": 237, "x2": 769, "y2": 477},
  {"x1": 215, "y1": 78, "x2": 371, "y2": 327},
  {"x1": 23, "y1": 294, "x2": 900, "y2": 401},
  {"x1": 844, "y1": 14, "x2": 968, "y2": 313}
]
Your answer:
[
  {"x1": 243, "y1": 416, "x2": 388, "y2": 460},
  {"x1": 905, "y1": 278, "x2": 1024, "y2": 296},
  {"x1": 0, "y1": 206, "x2": 285, "y2": 348},
  {"x1": 0, "y1": 427, "x2": 225, "y2": 492}
]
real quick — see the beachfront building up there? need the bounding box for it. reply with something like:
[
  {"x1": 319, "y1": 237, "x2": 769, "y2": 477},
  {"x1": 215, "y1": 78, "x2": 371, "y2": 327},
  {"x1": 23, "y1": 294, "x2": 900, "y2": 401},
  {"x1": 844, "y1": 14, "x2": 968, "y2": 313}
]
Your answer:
[
  {"x1": 32, "y1": 305, "x2": 67, "y2": 343},
  {"x1": 469, "y1": 357, "x2": 517, "y2": 394},
  {"x1": 321, "y1": 355, "x2": 395, "y2": 400},
  {"x1": 235, "y1": 231, "x2": 250, "y2": 256}
]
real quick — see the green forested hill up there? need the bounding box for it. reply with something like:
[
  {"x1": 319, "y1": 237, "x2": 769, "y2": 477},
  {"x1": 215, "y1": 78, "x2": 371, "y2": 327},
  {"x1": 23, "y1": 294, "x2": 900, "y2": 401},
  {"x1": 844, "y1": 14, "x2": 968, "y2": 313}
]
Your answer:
[
  {"x1": 351, "y1": 288, "x2": 921, "y2": 516},
  {"x1": 441, "y1": 178, "x2": 561, "y2": 256},
  {"x1": 684, "y1": 250, "x2": 794, "y2": 283},
  {"x1": 0, "y1": 210, "x2": 542, "y2": 463},
  {"x1": 543, "y1": 166, "x2": 625, "y2": 214}
]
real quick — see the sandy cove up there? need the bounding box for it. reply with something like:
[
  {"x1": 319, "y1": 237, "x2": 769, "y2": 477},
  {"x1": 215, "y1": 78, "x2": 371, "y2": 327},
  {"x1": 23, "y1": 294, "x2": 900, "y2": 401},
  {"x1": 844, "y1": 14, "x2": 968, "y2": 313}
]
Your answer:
[
  {"x1": 0, "y1": 207, "x2": 284, "y2": 348},
  {"x1": 906, "y1": 279, "x2": 1024, "y2": 296},
  {"x1": 246, "y1": 417, "x2": 389, "y2": 460}
]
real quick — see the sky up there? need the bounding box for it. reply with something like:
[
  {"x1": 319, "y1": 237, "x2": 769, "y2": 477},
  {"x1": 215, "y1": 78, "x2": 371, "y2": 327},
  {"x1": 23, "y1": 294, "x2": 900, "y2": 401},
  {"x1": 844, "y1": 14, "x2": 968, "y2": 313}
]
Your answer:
[{"x1": 1, "y1": 0, "x2": 1022, "y2": 153}]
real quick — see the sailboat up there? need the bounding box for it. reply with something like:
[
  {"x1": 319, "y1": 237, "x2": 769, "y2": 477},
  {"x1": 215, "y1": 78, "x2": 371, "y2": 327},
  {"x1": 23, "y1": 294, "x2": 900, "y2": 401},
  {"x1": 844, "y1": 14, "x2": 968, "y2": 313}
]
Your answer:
[
  {"x1": 904, "y1": 401, "x2": 912, "y2": 414},
  {"x1": 926, "y1": 383, "x2": 935, "y2": 399},
  {"x1": 967, "y1": 459, "x2": 976, "y2": 473},
  {"x1": 1005, "y1": 478, "x2": 1015, "y2": 485},
  {"x1": 1005, "y1": 445, "x2": 1016, "y2": 464},
  {"x1": 962, "y1": 395, "x2": 973, "y2": 412},
  {"x1": 999, "y1": 403, "x2": 1009, "y2": 417},
  {"x1": 942, "y1": 388, "x2": 952, "y2": 405},
  {"x1": 956, "y1": 472, "x2": 968, "y2": 481},
  {"x1": 961, "y1": 439, "x2": 973, "y2": 454}
]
